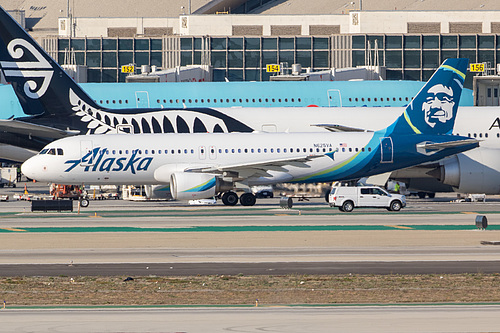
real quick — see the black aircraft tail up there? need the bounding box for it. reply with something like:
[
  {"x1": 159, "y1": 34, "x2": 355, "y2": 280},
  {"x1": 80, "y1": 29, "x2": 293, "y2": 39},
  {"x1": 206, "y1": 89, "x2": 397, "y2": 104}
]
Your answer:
[{"x1": 0, "y1": 6, "x2": 102, "y2": 117}]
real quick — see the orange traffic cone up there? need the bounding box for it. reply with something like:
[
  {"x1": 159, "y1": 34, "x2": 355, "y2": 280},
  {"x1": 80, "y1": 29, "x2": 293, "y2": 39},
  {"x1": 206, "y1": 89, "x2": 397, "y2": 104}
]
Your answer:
[{"x1": 24, "y1": 183, "x2": 28, "y2": 195}]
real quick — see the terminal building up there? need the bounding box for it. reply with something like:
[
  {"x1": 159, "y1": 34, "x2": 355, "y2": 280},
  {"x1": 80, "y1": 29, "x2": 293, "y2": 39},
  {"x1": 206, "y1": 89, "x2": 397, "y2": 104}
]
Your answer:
[{"x1": 2, "y1": 0, "x2": 500, "y2": 103}]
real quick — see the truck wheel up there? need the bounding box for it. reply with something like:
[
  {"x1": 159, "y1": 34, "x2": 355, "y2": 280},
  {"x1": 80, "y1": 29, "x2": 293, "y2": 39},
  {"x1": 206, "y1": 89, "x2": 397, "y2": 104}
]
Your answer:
[
  {"x1": 341, "y1": 200, "x2": 354, "y2": 212},
  {"x1": 427, "y1": 192, "x2": 436, "y2": 199},
  {"x1": 80, "y1": 199, "x2": 89, "y2": 208},
  {"x1": 389, "y1": 200, "x2": 402, "y2": 212},
  {"x1": 417, "y1": 192, "x2": 426, "y2": 199}
]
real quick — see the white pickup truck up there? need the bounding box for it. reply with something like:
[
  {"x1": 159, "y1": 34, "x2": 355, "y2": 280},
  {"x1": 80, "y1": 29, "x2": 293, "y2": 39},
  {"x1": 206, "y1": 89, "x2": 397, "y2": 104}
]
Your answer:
[{"x1": 328, "y1": 186, "x2": 406, "y2": 212}]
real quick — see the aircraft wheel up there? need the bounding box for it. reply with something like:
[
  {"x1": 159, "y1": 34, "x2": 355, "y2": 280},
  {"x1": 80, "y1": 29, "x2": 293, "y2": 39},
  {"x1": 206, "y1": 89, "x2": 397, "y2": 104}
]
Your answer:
[
  {"x1": 240, "y1": 193, "x2": 256, "y2": 206},
  {"x1": 80, "y1": 199, "x2": 89, "y2": 208},
  {"x1": 221, "y1": 191, "x2": 238, "y2": 206}
]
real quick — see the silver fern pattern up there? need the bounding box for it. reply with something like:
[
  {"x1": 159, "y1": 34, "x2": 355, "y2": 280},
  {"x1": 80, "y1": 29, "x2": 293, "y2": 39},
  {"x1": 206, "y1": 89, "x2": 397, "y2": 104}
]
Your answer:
[{"x1": 69, "y1": 88, "x2": 230, "y2": 135}]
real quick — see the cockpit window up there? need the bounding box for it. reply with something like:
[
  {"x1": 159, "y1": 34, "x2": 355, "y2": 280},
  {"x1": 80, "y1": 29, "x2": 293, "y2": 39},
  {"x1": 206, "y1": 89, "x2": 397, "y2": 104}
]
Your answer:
[
  {"x1": 57, "y1": 148, "x2": 64, "y2": 155},
  {"x1": 47, "y1": 148, "x2": 56, "y2": 155},
  {"x1": 39, "y1": 149, "x2": 48, "y2": 155}
]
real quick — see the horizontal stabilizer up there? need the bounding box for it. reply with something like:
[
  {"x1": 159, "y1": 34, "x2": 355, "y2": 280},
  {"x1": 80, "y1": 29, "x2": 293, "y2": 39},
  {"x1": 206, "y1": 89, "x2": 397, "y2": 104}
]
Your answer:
[
  {"x1": 416, "y1": 138, "x2": 479, "y2": 150},
  {"x1": 311, "y1": 124, "x2": 371, "y2": 132},
  {"x1": 0, "y1": 119, "x2": 80, "y2": 138}
]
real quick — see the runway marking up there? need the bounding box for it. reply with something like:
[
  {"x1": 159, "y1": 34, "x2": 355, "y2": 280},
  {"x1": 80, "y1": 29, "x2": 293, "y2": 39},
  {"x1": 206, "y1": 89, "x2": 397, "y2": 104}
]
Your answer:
[
  {"x1": 0, "y1": 225, "x2": 497, "y2": 233},
  {"x1": 0, "y1": 227, "x2": 26, "y2": 232}
]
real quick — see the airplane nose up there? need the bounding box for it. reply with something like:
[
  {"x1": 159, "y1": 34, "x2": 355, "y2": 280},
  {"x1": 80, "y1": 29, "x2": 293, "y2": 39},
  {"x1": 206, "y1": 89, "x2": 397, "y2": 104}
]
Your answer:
[{"x1": 21, "y1": 157, "x2": 38, "y2": 180}]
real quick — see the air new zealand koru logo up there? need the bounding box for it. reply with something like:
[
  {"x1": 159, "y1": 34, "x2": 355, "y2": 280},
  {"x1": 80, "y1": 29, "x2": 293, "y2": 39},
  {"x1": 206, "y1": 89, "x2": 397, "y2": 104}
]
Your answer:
[{"x1": 0, "y1": 38, "x2": 53, "y2": 99}]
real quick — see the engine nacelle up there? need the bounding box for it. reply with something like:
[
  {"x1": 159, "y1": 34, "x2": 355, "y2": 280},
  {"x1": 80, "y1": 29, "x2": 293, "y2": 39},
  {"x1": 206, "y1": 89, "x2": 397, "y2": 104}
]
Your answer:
[
  {"x1": 431, "y1": 148, "x2": 500, "y2": 194},
  {"x1": 170, "y1": 172, "x2": 232, "y2": 200}
]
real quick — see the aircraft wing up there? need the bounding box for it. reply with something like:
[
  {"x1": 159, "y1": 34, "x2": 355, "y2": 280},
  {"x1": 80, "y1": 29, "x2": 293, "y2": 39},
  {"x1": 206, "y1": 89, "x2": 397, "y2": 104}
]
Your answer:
[
  {"x1": 416, "y1": 139, "x2": 479, "y2": 150},
  {"x1": 186, "y1": 155, "x2": 324, "y2": 179},
  {"x1": 0, "y1": 119, "x2": 80, "y2": 138},
  {"x1": 311, "y1": 124, "x2": 372, "y2": 132}
]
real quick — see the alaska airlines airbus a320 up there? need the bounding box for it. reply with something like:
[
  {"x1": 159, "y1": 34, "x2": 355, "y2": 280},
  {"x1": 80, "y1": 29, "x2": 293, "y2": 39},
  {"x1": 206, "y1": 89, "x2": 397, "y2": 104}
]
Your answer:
[{"x1": 22, "y1": 59, "x2": 479, "y2": 206}]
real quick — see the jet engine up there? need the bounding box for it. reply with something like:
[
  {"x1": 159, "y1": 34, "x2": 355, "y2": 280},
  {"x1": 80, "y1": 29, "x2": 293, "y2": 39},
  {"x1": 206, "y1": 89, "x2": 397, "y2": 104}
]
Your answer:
[
  {"x1": 427, "y1": 148, "x2": 500, "y2": 194},
  {"x1": 170, "y1": 172, "x2": 233, "y2": 200}
]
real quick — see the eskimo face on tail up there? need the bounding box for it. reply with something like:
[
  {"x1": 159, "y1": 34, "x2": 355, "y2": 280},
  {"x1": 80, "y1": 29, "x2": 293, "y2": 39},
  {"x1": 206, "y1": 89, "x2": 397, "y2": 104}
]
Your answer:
[
  {"x1": 392, "y1": 59, "x2": 467, "y2": 136},
  {"x1": 422, "y1": 84, "x2": 455, "y2": 128}
]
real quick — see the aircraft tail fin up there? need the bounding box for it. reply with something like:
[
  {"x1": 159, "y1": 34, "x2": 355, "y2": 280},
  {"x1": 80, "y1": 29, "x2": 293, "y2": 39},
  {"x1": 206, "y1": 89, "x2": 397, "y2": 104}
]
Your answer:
[
  {"x1": 386, "y1": 58, "x2": 468, "y2": 136},
  {"x1": 0, "y1": 6, "x2": 102, "y2": 116}
]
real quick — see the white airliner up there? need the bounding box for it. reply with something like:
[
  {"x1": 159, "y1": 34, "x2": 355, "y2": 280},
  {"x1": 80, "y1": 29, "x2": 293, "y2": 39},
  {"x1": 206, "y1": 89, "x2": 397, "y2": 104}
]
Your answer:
[{"x1": 21, "y1": 59, "x2": 479, "y2": 205}]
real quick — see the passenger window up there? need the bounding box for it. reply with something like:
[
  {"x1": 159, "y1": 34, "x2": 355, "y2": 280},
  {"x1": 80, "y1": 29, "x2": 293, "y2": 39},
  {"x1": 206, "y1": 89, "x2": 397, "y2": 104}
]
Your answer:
[
  {"x1": 238, "y1": 149, "x2": 241, "y2": 153},
  {"x1": 368, "y1": 147, "x2": 371, "y2": 152},
  {"x1": 264, "y1": 148, "x2": 267, "y2": 153},
  {"x1": 360, "y1": 188, "x2": 370, "y2": 195},
  {"x1": 271, "y1": 148, "x2": 274, "y2": 153},
  {"x1": 342, "y1": 148, "x2": 345, "y2": 152},
  {"x1": 184, "y1": 149, "x2": 188, "y2": 154},
  {"x1": 165, "y1": 150, "x2": 168, "y2": 154},
  {"x1": 349, "y1": 148, "x2": 352, "y2": 152}
]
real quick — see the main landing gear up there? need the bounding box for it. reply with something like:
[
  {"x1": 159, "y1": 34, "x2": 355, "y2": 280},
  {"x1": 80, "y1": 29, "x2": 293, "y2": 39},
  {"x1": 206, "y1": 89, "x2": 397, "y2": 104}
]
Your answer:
[{"x1": 221, "y1": 191, "x2": 257, "y2": 206}]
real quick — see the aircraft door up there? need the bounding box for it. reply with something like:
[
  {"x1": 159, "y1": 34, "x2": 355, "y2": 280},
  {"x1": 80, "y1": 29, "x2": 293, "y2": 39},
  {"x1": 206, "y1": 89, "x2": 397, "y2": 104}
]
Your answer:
[
  {"x1": 199, "y1": 146, "x2": 206, "y2": 160},
  {"x1": 209, "y1": 146, "x2": 217, "y2": 160},
  {"x1": 135, "y1": 91, "x2": 150, "y2": 108},
  {"x1": 80, "y1": 140, "x2": 94, "y2": 166},
  {"x1": 380, "y1": 137, "x2": 393, "y2": 163},
  {"x1": 327, "y1": 89, "x2": 342, "y2": 107}
]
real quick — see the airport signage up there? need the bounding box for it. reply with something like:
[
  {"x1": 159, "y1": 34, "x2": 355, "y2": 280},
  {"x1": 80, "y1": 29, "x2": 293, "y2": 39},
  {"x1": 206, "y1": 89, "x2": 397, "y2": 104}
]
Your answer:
[
  {"x1": 121, "y1": 65, "x2": 135, "y2": 73},
  {"x1": 469, "y1": 63, "x2": 485, "y2": 72},
  {"x1": 266, "y1": 64, "x2": 280, "y2": 73}
]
